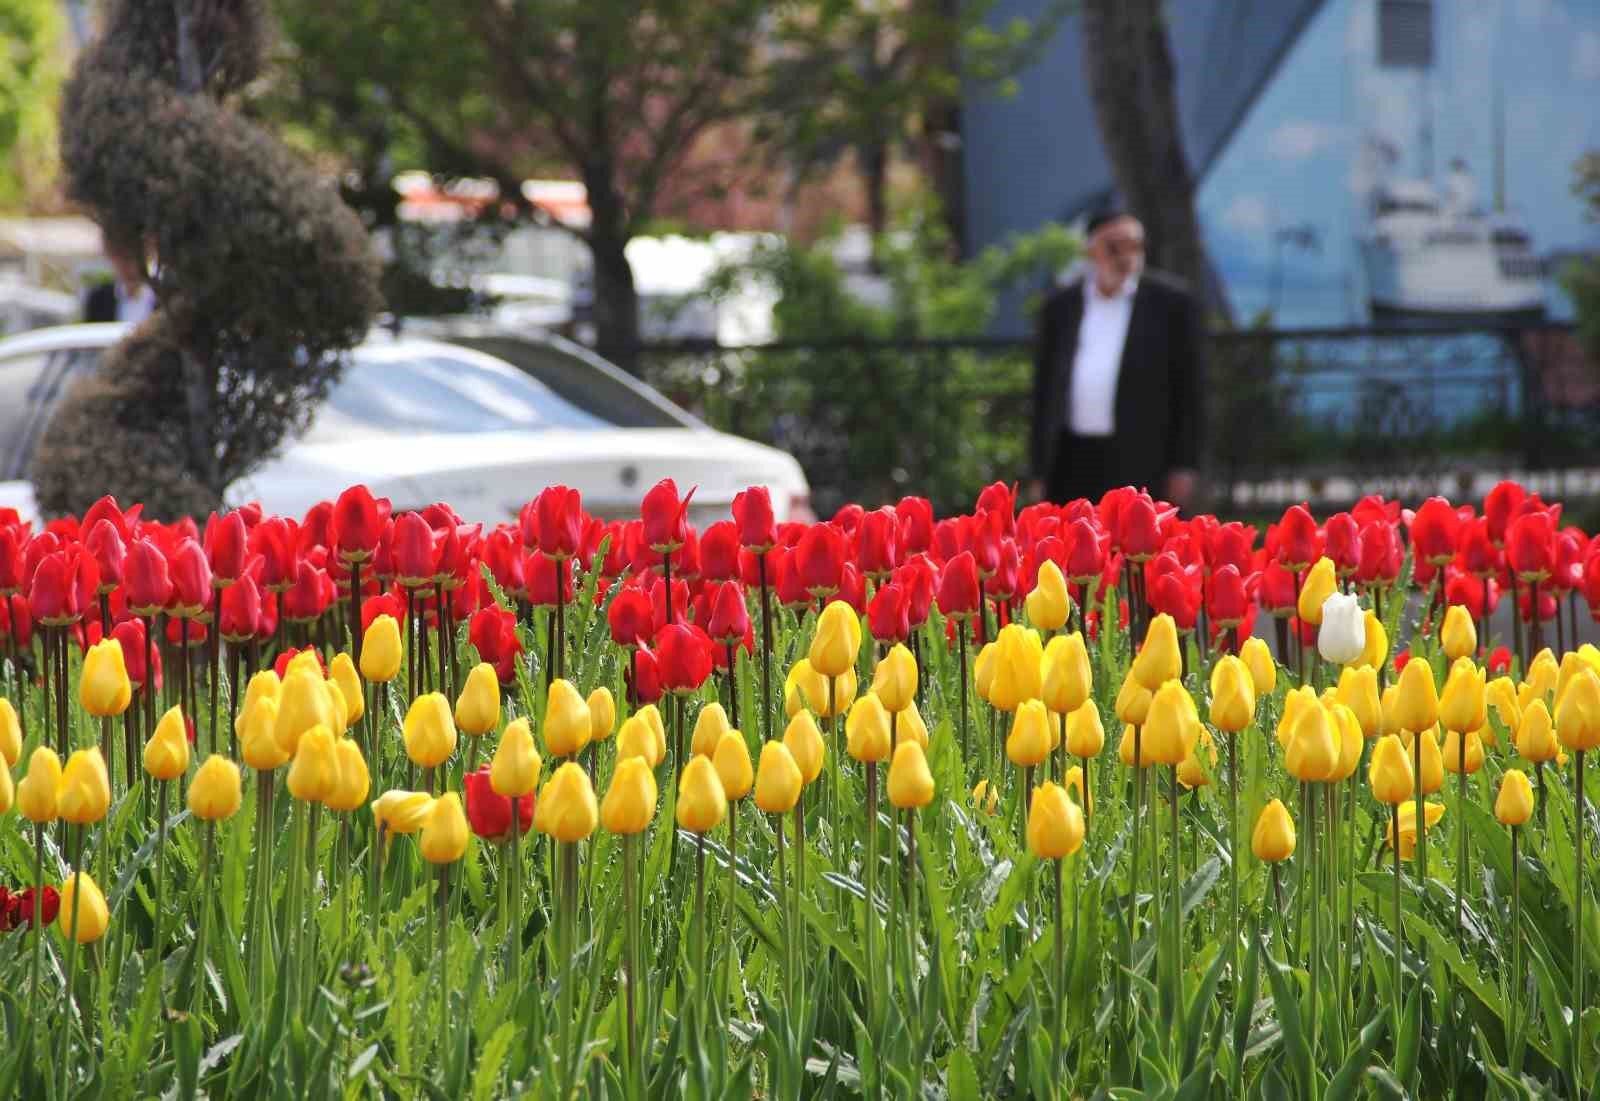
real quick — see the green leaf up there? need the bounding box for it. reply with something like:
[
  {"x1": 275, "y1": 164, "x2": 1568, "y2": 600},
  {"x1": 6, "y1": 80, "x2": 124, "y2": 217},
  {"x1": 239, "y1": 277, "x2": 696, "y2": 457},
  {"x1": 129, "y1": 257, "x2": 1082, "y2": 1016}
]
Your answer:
[
  {"x1": 1325, "y1": 1012, "x2": 1387, "y2": 1101},
  {"x1": 1261, "y1": 947, "x2": 1311, "y2": 1096}
]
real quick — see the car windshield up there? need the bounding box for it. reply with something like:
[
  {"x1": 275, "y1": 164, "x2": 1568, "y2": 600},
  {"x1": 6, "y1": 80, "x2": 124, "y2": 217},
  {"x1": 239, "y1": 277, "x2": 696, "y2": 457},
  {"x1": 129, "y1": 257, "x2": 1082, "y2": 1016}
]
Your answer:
[
  {"x1": 443, "y1": 335, "x2": 692, "y2": 429},
  {"x1": 308, "y1": 351, "x2": 616, "y2": 439}
]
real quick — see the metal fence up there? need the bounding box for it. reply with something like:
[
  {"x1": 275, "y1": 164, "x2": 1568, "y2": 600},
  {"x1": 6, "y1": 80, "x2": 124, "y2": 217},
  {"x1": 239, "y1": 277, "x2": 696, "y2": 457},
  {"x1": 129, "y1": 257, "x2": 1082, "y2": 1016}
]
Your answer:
[{"x1": 637, "y1": 322, "x2": 1597, "y2": 518}]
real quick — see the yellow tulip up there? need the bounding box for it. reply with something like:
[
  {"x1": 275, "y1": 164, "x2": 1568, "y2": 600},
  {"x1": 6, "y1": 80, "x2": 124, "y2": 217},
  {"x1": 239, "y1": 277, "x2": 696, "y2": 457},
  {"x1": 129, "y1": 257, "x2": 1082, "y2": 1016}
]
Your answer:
[
  {"x1": 454, "y1": 662, "x2": 500, "y2": 736},
  {"x1": 616, "y1": 713, "x2": 665, "y2": 768},
  {"x1": 79, "y1": 638, "x2": 132, "y2": 717},
  {"x1": 1114, "y1": 669, "x2": 1153, "y2": 727},
  {"x1": 491, "y1": 718, "x2": 542, "y2": 798},
  {"x1": 691, "y1": 702, "x2": 732, "y2": 759},
  {"x1": 601, "y1": 756, "x2": 658, "y2": 834},
  {"x1": 326, "y1": 738, "x2": 371, "y2": 812},
  {"x1": 1240, "y1": 636, "x2": 1278, "y2": 695},
  {"x1": 58, "y1": 747, "x2": 111, "y2": 825},
  {"x1": 419, "y1": 792, "x2": 469, "y2": 863},
  {"x1": 713, "y1": 731, "x2": 754, "y2": 801},
  {"x1": 1438, "y1": 658, "x2": 1487, "y2": 734},
  {"x1": 1495, "y1": 769, "x2": 1535, "y2": 827},
  {"x1": 322, "y1": 678, "x2": 349, "y2": 738},
  {"x1": 1296, "y1": 557, "x2": 1337, "y2": 625},
  {"x1": 274, "y1": 669, "x2": 334, "y2": 758},
  {"x1": 974, "y1": 642, "x2": 998, "y2": 705},
  {"x1": 1063, "y1": 765, "x2": 1092, "y2": 816},
  {"x1": 1440, "y1": 605, "x2": 1477, "y2": 662},
  {"x1": 1276, "y1": 685, "x2": 1318, "y2": 751},
  {"x1": 1379, "y1": 684, "x2": 1403, "y2": 737},
  {"x1": 371, "y1": 789, "x2": 433, "y2": 835},
  {"x1": 0, "y1": 757, "x2": 11, "y2": 815},
  {"x1": 1415, "y1": 728, "x2": 1445, "y2": 795},
  {"x1": 1368, "y1": 734, "x2": 1414, "y2": 804},
  {"x1": 989, "y1": 624, "x2": 1044, "y2": 712},
  {"x1": 1336, "y1": 665, "x2": 1381, "y2": 739},
  {"x1": 1330, "y1": 702, "x2": 1363, "y2": 781},
  {"x1": 1284, "y1": 703, "x2": 1339, "y2": 783},
  {"x1": 1025, "y1": 560, "x2": 1071, "y2": 632},
  {"x1": 1118, "y1": 723, "x2": 1156, "y2": 768},
  {"x1": 1209, "y1": 655, "x2": 1256, "y2": 734},
  {"x1": 808, "y1": 600, "x2": 861, "y2": 678},
  {"x1": 871, "y1": 644, "x2": 918, "y2": 713},
  {"x1": 754, "y1": 741, "x2": 803, "y2": 814},
  {"x1": 587, "y1": 687, "x2": 616, "y2": 742},
  {"x1": 188, "y1": 755, "x2": 243, "y2": 820},
  {"x1": 359, "y1": 614, "x2": 404, "y2": 683},
  {"x1": 972, "y1": 778, "x2": 1000, "y2": 815},
  {"x1": 287, "y1": 725, "x2": 340, "y2": 803},
  {"x1": 144, "y1": 705, "x2": 192, "y2": 781},
  {"x1": 1555, "y1": 667, "x2": 1600, "y2": 752},
  {"x1": 239, "y1": 695, "x2": 288, "y2": 770},
  {"x1": 0, "y1": 697, "x2": 21, "y2": 766},
  {"x1": 329, "y1": 653, "x2": 365, "y2": 725},
  {"x1": 534, "y1": 761, "x2": 598, "y2": 843},
  {"x1": 1132, "y1": 613, "x2": 1182, "y2": 691},
  {"x1": 16, "y1": 747, "x2": 61, "y2": 823},
  {"x1": 887, "y1": 740, "x2": 935, "y2": 809},
  {"x1": 543, "y1": 678, "x2": 591, "y2": 758},
  {"x1": 796, "y1": 660, "x2": 855, "y2": 718},
  {"x1": 1442, "y1": 729, "x2": 1484, "y2": 775},
  {"x1": 1556, "y1": 651, "x2": 1590, "y2": 714},
  {"x1": 1486, "y1": 676, "x2": 1520, "y2": 743},
  {"x1": 783, "y1": 711, "x2": 826, "y2": 784},
  {"x1": 285, "y1": 650, "x2": 323, "y2": 679},
  {"x1": 1354, "y1": 611, "x2": 1388, "y2": 672},
  {"x1": 845, "y1": 692, "x2": 893, "y2": 763},
  {"x1": 896, "y1": 699, "x2": 930, "y2": 749},
  {"x1": 1177, "y1": 729, "x2": 1218, "y2": 789},
  {"x1": 1517, "y1": 699, "x2": 1559, "y2": 764},
  {"x1": 403, "y1": 692, "x2": 457, "y2": 769},
  {"x1": 1144, "y1": 680, "x2": 1199, "y2": 766},
  {"x1": 1252, "y1": 799, "x2": 1296, "y2": 862},
  {"x1": 676, "y1": 756, "x2": 728, "y2": 833},
  {"x1": 234, "y1": 670, "x2": 280, "y2": 740},
  {"x1": 1027, "y1": 782, "x2": 1085, "y2": 859},
  {"x1": 1041, "y1": 632, "x2": 1092, "y2": 716},
  {"x1": 1066, "y1": 701, "x2": 1106, "y2": 758},
  {"x1": 1390, "y1": 657, "x2": 1439, "y2": 733},
  {"x1": 783, "y1": 660, "x2": 809, "y2": 718},
  {"x1": 57, "y1": 871, "x2": 109, "y2": 943},
  {"x1": 1388, "y1": 800, "x2": 1445, "y2": 860},
  {"x1": 1006, "y1": 699, "x2": 1053, "y2": 767}
]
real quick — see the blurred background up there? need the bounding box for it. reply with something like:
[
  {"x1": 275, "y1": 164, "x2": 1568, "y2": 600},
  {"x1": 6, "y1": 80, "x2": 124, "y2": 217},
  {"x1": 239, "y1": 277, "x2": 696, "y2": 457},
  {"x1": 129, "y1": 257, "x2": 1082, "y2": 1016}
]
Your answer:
[{"x1": 2, "y1": 0, "x2": 1598, "y2": 522}]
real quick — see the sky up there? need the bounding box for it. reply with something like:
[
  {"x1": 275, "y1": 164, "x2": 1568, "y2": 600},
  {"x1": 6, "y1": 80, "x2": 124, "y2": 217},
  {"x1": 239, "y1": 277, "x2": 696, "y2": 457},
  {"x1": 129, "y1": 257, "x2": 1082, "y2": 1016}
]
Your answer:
[{"x1": 1198, "y1": 0, "x2": 1600, "y2": 326}]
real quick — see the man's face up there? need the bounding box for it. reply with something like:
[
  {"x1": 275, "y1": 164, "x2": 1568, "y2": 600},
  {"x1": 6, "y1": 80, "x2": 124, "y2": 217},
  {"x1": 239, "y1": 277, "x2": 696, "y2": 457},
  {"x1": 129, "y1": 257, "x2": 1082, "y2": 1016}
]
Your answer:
[{"x1": 1087, "y1": 216, "x2": 1145, "y2": 290}]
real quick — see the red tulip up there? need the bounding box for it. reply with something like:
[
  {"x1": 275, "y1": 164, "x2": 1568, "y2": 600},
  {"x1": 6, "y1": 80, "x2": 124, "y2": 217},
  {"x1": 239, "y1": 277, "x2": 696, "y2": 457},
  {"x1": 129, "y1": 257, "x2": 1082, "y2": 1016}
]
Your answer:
[
  {"x1": 333, "y1": 485, "x2": 387, "y2": 563},
  {"x1": 669, "y1": 528, "x2": 700, "y2": 583},
  {"x1": 464, "y1": 766, "x2": 534, "y2": 841},
  {"x1": 469, "y1": 604, "x2": 523, "y2": 684},
  {"x1": 984, "y1": 538, "x2": 1020, "y2": 601},
  {"x1": 1484, "y1": 480, "x2": 1526, "y2": 547},
  {"x1": 81, "y1": 495, "x2": 139, "y2": 544},
  {"x1": 361, "y1": 590, "x2": 404, "y2": 633},
  {"x1": 641, "y1": 479, "x2": 692, "y2": 553},
  {"x1": 1409, "y1": 497, "x2": 1461, "y2": 566},
  {"x1": 219, "y1": 574, "x2": 262, "y2": 641},
  {"x1": 1554, "y1": 528, "x2": 1585, "y2": 591},
  {"x1": 867, "y1": 581, "x2": 911, "y2": 643},
  {"x1": 482, "y1": 529, "x2": 527, "y2": 599},
  {"x1": 1148, "y1": 565, "x2": 1200, "y2": 631},
  {"x1": 1444, "y1": 569, "x2": 1492, "y2": 620},
  {"x1": 535, "y1": 485, "x2": 583, "y2": 560},
  {"x1": 975, "y1": 482, "x2": 1016, "y2": 536},
  {"x1": 16, "y1": 886, "x2": 59, "y2": 928},
  {"x1": 705, "y1": 581, "x2": 751, "y2": 645},
  {"x1": 249, "y1": 517, "x2": 300, "y2": 592},
  {"x1": 795, "y1": 523, "x2": 847, "y2": 599},
  {"x1": 1507, "y1": 511, "x2": 1556, "y2": 581},
  {"x1": 0, "y1": 526, "x2": 23, "y2": 596},
  {"x1": 837, "y1": 561, "x2": 868, "y2": 614},
  {"x1": 168, "y1": 539, "x2": 212, "y2": 618},
  {"x1": 896, "y1": 555, "x2": 937, "y2": 628},
  {"x1": 1487, "y1": 646, "x2": 1512, "y2": 675},
  {"x1": 1518, "y1": 584, "x2": 1557, "y2": 624},
  {"x1": 1584, "y1": 551, "x2": 1600, "y2": 620},
  {"x1": 595, "y1": 520, "x2": 629, "y2": 578},
  {"x1": 1456, "y1": 517, "x2": 1499, "y2": 577},
  {"x1": 858, "y1": 507, "x2": 900, "y2": 579},
  {"x1": 204, "y1": 511, "x2": 249, "y2": 587},
  {"x1": 1061, "y1": 518, "x2": 1105, "y2": 585},
  {"x1": 1207, "y1": 563, "x2": 1251, "y2": 628},
  {"x1": 256, "y1": 591, "x2": 278, "y2": 643},
  {"x1": 525, "y1": 552, "x2": 573, "y2": 608},
  {"x1": 732, "y1": 486, "x2": 777, "y2": 553},
  {"x1": 967, "y1": 510, "x2": 1004, "y2": 577},
  {"x1": 281, "y1": 561, "x2": 333, "y2": 622},
  {"x1": 607, "y1": 585, "x2": 654, "y2": 648},
  {"x1": 111, "y1": 617, "x2": 155, "y2": 689},
  {"x1": 649, "y1": 575, "x2": 690, "y2": 632},
  {"x1": 27, "y1": 552, "x2": 76, "y2": 626},
  {"x1": 1275, "y1": 504, "x2": 1321, "y2": 571},
  {"x1": 932, "y1": 518, "x2": 965, "y2": 564},
  {"x1": 392, "y1": 513, "x2": 440, "y2": 588},
  {"x1": 937, "y1": 551, "x2": 982, "y2": 620},
  {"x1": 655, "y1": 622, "x2": 713, "y2": 694},
  {"x1": 1323, "y1": 512, "x2": 1360, "y2": 576},
  {"x1": 771, "y1": 546, "x2": 811, "y2": 610},
  {"x1": 1355, "y1": 520, "x2": 1402, "y2": 586},
  {"x1": 628, "y1": 644, "x2": 663, "y2": 704},
  {"x1": 895, "y1": 497, "x2": 934, "y2": 557},
  {"x1": 699, "y1": 521, "x2": 741, "y2": 583},
  {"x1": 166, "y1": 617, "x2": 207, "y2": 648},
  {"x1": 1258, "y1": 558, "x2": 1297, "y2": 617},
  {"x1": 1209, "y1": 522, "x2": 1255, "y2": 577},
  {"x1": 1115, "y1": 493, "x2": 1162, "y2": 562}
]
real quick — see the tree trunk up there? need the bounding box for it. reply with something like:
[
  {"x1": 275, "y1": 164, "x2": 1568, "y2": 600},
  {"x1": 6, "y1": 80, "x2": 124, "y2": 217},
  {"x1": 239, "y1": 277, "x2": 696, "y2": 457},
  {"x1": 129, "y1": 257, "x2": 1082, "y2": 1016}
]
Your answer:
[
  {"x1": 923, "y1": 0, "x2": 966, "y2": 258},
  {"x1": 584, "y1": 166, "x2": 641, "y2": 375},
  {"x1": 1079, "y1": 0, "x2": 1209, "y2": 295}
]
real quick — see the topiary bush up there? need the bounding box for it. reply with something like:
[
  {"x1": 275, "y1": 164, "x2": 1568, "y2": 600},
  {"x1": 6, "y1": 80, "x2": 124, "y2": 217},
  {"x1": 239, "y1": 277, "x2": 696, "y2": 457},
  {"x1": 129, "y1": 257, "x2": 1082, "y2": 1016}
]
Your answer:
[{"x1": 32, "y1": 0, "x2": 380, "y2": 519}]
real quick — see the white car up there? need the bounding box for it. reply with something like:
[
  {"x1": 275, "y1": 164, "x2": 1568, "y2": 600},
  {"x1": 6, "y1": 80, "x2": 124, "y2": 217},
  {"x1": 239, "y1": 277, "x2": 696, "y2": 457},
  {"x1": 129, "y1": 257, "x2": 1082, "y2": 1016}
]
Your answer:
[{"x1": 0, "y1": 322, "x2": 812, "y2": 527}]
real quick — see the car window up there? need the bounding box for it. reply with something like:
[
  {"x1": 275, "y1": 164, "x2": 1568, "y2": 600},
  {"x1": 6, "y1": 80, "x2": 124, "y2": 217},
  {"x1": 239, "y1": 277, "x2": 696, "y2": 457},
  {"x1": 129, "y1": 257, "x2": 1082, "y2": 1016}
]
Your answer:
[
  {"x1": 306, "y1": 353, "x2": 614, "y2": 440},
  {"x1": 0, "y1": 351, "x2": 86, "y2": 480},
  {"x1": 444, "y1": 335, "x2": 692, "y2": 429}
]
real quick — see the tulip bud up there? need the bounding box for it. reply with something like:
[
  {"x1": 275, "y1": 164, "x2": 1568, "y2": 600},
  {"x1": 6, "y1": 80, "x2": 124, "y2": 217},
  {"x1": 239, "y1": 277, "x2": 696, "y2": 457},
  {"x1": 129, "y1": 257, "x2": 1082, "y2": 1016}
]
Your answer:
[
  {"x1": 275, "y1": 669, "x2": 335, "y2": 758},
  {"x1": 1368, "y1": 733, "x2": 1415, "y2": 804},
  {"x1": 973, "y1": 642, "x2": 997, "y2": 705},
  {"x1": 1006, "y1": 699, "x2": 1053, "y2": 767},
  {"x1": 587, "y1": 687, "x2": 616, "y2": 742},
  {"x1": 0, "y1": 756, "x2": 11, "y2": 815},
  {"x1": 800, "y1": 662, "x2": 855, "y2": 719},
  {"x1": 691, "y1": 702, "x2": 732, "y2": 759},
  {"x1": 454, "y1": 663, "x2": 501, "y2": 737},
  {"x1": 79, "y1": 638, "x2": 132, "y2": 717},
  {"x1": 1275, "y1": 685, "x2": 1317, "y2": 751},
  {"x1": 616, "y1": 712, "x2": 665, "y2": 768},
  {"x1": 1252, "y1": 799, "x2": 1296, "y2": 862},
  {"x1": 322, "y1": 678, "x2": 350, "y2": 738},
  {"x1": 17, "y1": 746, "x2": 62, "y2": 823},
  {"x1": 58, "y1": 748, "x2": 111, "y2": 825},
  {"x1": 419, "y1": 792, "x2": 470, "y2": 864},
  {"x1": 1390, "y1": 657, "x2": 1439, "y2": 734},
  {"x1": 1354, "y1": 611, "x2": 1388, "y2": 672},
  {"x1": 144, "y1": 706, "x2": 192, "y2": 781},
  {"x1": 601, "y1": 757, "x2": 658, "y2": 834},
  {"x1": 1239, "y1": 636, "x2": 1277, "y2": 695},
  {"x1": 897, "y1": 699, "x2": 930, "y2": 749},
  {"x1": 808, "y1": 600, "x2": 861, "y2": 678},
  {"x1": 754, "y1": 742, "x2": 803, "y2": 814},
  {"x1": 871, "y1": 644, "x2": 918, "y2": 713},
  {"x1": 1335, "y1": 665, "x2": 1381, "y2": 739},
  {"x1": 533, "y1": 761, "x2": 598, "y2": 843},
  {"x1": 188, "y1": 754, "x2": 243, "y2": 820},
  {"x1": 327, "y1": 738, "x2": 372, "y2": 812},
  {"x1": 1439, "y1": 659, "x2": 1487, "y2": 734},
  {"x1": 1026, "y1": 782, "x2": 1085, "y2": 859},
  {"x1": 329, "y1": 653, "x2": 365, "y2": 725},
  {"x1": 1441, "y1": 729, "x2": 1484, "y2": 775},
  {"x1": 1176, "y1": 729, "x2": 1218, "y2": 789},
  {"x1": 1208, "y1": 655, "x2": 1256, "y2": 734},
  {"x1": 403, "y1": 692, "x2": 458, "y2": 769},
  {"x1": 1331, "y1": 703, "x2": 1363, "y2": 781},
  {"x1": 1415, "y1": 728, "x2": 1445, "y2": 794},
  {"x1": 1285, "y1": 703, "x2": 1339, "y2": 782},
  {"x1": 1487, "y1": 676, "x2": 1520, "y2": 742},
  {"x1": 1315, "y1": 591, "x2": 1365, "y2": 665},
  {"x1": 1389, "y1": 800, "x2": 1445, "y2": 860},
  {"x1": 1118, "y1": 723, "x2": 1157, "y2": 768},
  {"x1": 58, "y1": 870, "x2": 109, "y2": 944},
  {"x1": 1556, "y1": 667, "x2": 1600, "y2": 752},
  {"x1": 1041, "y1": 632, "x2": 1092, "y2": 717},
  {"x1": 1024, "y1": 560, "x2": 1071, "y2": 632},
  {"x1": 1068, "y1": 700, "x2": 1107, "y2": 761},
  {"x1": 714, "y1": 732, "x2": 754, "y2": 801},
  {"x1": 372, "y1": 789, "x2": 434, "y2": 835},
  {"x1": 1114, "y1": 670, "x2": 1153, "y2": 727},
  {"x1": 359, "y1": 614, "x2": 403, "y2": 683},
  {"x1": 1131, "y1": 613, "x2": 1182, "y2": 691},
  {"x1": 1495, "y1": 769, "x2": 1535, "y2": 827},
  {"x1": 0, "y1": 698, "x2": 20, "y2": 768},
  {"x1": 972, "y1": 778, "x2": 1000, "y2": 815},
  {"x1": 288, "y1": 725, "x2": 339, "y2": 802},
  {"x1": 1143, "y1": 681, "x2": 1199, "y2": 766},
  {"x1": 1440, "y1": 605, "x2": 1477, "y2": 662},
  {"x1": 845, "y1": 692, "x2": 893, "y2": 763},
  {"x1": 235, "y1": 670, "x2": 280, "y2": 735},
  {"x1": 676, "y1": 756, "x2": 728, "y2": 833},
  {"x1": 1517, "y1": 699, "x2": 1559, "y2": 763},
  {"x1": 887, "y1": 740, "x2": 935, "y2": 809},
  {"x1": 239, "y1": 695, "x2": 287, "y2": 770},
  {"x1": 990, "y1": 624, "x2": 1044, "y2": 711},
  {"x1": 491, "y1": 717, "x2": 542, "y2": 798},
  {"x1": 1296, "y1": 558, "x2": 1337, "y2": 625}
]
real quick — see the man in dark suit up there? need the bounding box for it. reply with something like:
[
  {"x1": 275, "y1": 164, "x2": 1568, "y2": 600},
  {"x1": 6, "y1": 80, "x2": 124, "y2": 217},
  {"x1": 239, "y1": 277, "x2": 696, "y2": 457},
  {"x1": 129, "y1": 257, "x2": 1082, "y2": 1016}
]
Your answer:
[
  {"x1": 82, "y1": 229, "x2": 155, "y2": 324},
  {"x1": 1029, "y1": 210, "x2": 1204, "y2": 510}
]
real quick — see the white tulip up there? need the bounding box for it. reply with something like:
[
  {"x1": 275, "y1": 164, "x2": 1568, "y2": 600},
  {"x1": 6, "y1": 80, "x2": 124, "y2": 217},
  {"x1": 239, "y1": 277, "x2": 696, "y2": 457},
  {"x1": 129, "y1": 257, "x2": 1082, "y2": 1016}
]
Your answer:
[{"x1": 1317, "y1": 592, "x2": 1366, "y2": 666}]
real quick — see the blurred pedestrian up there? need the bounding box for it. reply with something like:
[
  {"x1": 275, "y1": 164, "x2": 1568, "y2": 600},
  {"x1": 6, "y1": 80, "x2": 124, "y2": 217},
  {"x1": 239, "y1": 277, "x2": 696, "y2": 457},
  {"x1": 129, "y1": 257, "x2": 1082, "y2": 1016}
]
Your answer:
[
  {"x1": 1029, "y1": 208, "x2": 1204, "y2": 511},
  {"x1": 83, "y1": 229, "x2": 155, "y2": 324}
]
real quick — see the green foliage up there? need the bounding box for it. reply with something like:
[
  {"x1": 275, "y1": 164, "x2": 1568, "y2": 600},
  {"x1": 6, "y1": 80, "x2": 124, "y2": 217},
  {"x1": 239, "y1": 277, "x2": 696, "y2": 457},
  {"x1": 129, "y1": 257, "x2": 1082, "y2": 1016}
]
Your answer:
[
  {"x1": 0, "y1": 0, "x2": 61, "y2": 210},
  {"x1": 1566, "y1": 151, "x2": 1600, "y2": 370}
]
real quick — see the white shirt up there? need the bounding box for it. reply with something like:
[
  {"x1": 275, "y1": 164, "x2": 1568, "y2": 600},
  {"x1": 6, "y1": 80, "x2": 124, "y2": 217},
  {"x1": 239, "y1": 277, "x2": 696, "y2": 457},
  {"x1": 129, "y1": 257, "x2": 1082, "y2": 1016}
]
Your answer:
[
  {"x1": 1068, "y1": 274, "x2": 1137, "y2": 436},
  {"x1": 115, "y1": 282, "x2": 156, "y2": 324}
]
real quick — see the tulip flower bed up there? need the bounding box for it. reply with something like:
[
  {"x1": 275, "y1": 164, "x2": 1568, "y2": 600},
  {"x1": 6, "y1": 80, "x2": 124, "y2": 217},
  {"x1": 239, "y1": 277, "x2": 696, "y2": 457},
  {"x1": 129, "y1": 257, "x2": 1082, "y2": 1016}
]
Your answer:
[{"x1": 2, "y1": 479, "x2": 1600, "y2": 1098}]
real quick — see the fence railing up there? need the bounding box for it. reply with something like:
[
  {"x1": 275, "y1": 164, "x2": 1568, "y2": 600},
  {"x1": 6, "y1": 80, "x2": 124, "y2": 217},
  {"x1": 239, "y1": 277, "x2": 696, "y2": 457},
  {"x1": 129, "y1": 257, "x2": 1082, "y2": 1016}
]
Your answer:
[{"x1": 636, "y1": 322, "x2": 1595, "y2": 519}]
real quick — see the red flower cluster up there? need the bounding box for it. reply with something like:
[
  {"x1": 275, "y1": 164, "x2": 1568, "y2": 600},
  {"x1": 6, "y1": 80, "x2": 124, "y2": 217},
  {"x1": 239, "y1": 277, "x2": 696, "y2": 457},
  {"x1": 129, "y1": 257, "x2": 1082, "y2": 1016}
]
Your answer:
[{"x1": 0, "y1": 885, "x2": 59, "y2": 930}]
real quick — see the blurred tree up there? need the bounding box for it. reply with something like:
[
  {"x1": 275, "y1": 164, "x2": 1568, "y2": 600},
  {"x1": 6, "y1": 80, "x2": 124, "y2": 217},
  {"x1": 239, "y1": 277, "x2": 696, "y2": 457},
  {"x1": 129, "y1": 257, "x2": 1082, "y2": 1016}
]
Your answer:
[
  {"x1": 1079, "y1": 0, "x2": 1210, "y2": 294},
  {"x1": 0, "y1": 0, "x2": 62, "y2": 210},
  {"x1": 1567, "y1": 151, "x2": 1600, "y2": 368},
  {"x1": 32, "y1": 0, "x2": 380, "y2": 518},
  {"x1": 270, "y1": 0, "x2": 775, "y2": 374}
]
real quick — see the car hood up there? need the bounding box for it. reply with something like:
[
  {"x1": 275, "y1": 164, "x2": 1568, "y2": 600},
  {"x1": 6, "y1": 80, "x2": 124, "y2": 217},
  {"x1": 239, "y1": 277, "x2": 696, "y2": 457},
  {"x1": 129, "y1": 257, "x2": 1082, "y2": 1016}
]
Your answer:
[{"x1": 230, "y1": 427, "x2": 809, "y2": 526}]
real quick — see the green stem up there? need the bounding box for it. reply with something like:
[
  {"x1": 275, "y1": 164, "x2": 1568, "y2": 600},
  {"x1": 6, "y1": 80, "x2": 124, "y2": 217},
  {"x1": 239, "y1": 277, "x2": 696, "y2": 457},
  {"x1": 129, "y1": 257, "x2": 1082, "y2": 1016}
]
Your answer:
[
  {"x1": 510, "y1": 797, "x2": 522, "y2": 993},
  {"x1": 1456, "y1": 759, "x2": 1467, "y2": 947},
  {"x1": 560, "y1": 840, "x2": 579, "y2": 1090},
  {"x1": 28, "y1": 821, "x2": 44, "y2": 1052},
  {"x1": 437, "y1": 862, "x2": 450, "y2": 1069},
  {"x1": 1169, "y1": 765, "x2": 1181, "y2": 995},
  {"x1": 865, "y1": 761, "x2": 877, "y2": 1029},
  {"x1": 56, "y1": 825, "x2": 85, "y2": 1101},
  {"x1": 155, "y1": 781, "x2": 170, "y2": 962},
  {"x1": 1229, "y1": 731, "x2": 1239, "y2": 978},
  {"x1": 1576, "y1": 749, "x2": 1586, "y2": 1098},
  {"x1": 1308, "y1": 784, "x2": 1320, "y2": 1090},
  {"x1": 623, "y1": 833, "x2": 639, "y2": 1090},
  {"x1": 1131, "y1": 728, "x2": 1144, "y2": 964},
  {"x1": 1053, "y1": 855, "x2": 1064, "y2": 1086},
  {"x1": 1512, "y1": 825, "x2": 1523, "y2": 1073},
  {"x1": 195, "y1": 821, "x2": 215, "y2": 1014},
  {"x1": 695, "y1": 831, "x2": 708, "y2": 1038}
]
